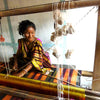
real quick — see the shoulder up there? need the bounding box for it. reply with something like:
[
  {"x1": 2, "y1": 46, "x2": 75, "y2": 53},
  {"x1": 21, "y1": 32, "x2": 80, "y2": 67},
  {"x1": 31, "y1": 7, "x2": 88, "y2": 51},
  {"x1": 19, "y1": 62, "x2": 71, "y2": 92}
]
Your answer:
[
  {"x1": 17, "y1": 38, "x2": 25, "y2": 49},
  {"x1": 18, "y1": 38, "x2": 25, "y2": 43},
  {"x1": 35, "y1": 38, "x2": 42, "y2": 47}
]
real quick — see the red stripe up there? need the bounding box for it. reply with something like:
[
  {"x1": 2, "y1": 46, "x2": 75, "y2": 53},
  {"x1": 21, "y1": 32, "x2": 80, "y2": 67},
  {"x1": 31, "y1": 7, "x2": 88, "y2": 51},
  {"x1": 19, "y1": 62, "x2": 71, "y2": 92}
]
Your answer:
[
  {"x1": 70, "y1": 70, "x2": 78, "y2": 85},
  {"x1": 34, "y1": 73, "x2": 41, "y2": 80},
  {"x1": 27, "y1": 72, "x2": 35, "y2": 78},
  {"x1": 2, "y1": 95, "x2": 12, "y2": 100},
  {"x1": 63, "y1": 69, "x2": 70, "y2": 85},
  {"x1": 53, "y1": 68, "x2": 62, "y2": 83},
  {"x1": 40, "y1": 75, "x2": 47, "y2": 81}
]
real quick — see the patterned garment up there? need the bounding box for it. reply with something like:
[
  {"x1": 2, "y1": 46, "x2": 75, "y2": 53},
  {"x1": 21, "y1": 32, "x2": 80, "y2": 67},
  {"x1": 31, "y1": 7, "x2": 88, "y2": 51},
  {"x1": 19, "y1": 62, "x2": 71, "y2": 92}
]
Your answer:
[{"x1": 16, "y1": 38, "x2": 51, "y2": 73}]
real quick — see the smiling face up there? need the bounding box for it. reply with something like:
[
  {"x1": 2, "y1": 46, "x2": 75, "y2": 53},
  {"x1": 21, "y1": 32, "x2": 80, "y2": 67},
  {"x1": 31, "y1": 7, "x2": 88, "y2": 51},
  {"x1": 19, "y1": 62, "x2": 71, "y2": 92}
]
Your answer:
[{"x1": 24, "y1": 26, "x2": 35, "y2": 42}]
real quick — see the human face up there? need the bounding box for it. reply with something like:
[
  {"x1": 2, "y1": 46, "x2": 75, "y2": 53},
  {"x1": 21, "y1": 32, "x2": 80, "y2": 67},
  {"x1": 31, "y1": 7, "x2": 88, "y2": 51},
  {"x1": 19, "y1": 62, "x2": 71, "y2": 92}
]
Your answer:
[{"x1": 24, "y1": 27, "x2": 35, "y2": 42}]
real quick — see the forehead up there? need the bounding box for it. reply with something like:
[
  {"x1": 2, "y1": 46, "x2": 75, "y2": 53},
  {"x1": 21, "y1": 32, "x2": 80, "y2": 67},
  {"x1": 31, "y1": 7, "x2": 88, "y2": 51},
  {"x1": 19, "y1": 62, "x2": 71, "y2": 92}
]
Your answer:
[
  {"x1": 27, "y1": 27, "x2": 35, "y2": 30},
  {"x1": 25, "y1": 27, "x2": 35, "y2": 33}
]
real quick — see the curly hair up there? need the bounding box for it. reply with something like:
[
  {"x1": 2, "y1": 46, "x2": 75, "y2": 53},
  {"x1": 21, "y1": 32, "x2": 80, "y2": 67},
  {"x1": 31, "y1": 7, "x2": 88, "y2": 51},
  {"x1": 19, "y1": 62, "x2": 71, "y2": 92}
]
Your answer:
[{"x1": 18, "y1": 20, "x2": 36, "y2": 35}]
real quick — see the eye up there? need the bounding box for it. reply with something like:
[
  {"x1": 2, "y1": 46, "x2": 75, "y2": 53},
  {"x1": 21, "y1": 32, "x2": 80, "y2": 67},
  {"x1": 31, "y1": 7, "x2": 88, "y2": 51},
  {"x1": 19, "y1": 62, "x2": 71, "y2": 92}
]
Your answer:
[
  {"x1": 32, "y1": 32, "x2": 35, "y2": 34},
  {"x1": 26, "y1": 32, "x2": 29, "y2": 34}
]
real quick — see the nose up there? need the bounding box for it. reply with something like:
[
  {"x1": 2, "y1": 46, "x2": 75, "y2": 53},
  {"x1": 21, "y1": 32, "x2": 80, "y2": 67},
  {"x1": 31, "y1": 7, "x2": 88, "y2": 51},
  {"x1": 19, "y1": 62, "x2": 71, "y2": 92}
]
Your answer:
[{"x1": 29, "y1": 33, "x2": 32, "y2": 38}]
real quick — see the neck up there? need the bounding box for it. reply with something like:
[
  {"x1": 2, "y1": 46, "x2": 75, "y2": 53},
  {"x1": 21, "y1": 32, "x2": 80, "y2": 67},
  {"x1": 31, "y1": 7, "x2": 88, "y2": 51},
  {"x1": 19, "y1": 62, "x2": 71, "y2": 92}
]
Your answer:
[{"x1": 25, "y1": 37, "x2": 36, "y2": 43}]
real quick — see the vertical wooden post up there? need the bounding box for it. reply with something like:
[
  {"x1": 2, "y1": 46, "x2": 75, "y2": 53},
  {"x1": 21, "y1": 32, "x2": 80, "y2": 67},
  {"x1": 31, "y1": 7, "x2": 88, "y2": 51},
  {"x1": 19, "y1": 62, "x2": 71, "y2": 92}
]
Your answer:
[{"x1": 92, "y1": 6, "x2": 100, "y2": 91}]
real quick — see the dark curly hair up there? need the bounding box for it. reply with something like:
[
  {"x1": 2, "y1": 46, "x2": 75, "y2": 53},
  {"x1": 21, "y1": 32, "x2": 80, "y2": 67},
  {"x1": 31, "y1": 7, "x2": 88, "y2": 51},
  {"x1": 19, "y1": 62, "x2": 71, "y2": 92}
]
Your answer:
[{"x1": 18, "y1": 20, "x2": 36, "y2": 35}]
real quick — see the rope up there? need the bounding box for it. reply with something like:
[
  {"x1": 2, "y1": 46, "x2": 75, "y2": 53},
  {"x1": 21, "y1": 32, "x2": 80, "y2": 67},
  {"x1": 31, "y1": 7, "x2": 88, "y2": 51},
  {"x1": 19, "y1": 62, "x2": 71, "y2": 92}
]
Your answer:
[
  {"x1": 74, "y1": 6, "x2": 96, "y2": 27},
  {"x1": 67, "y1": 0, "x2": 71, "y2": 99}
]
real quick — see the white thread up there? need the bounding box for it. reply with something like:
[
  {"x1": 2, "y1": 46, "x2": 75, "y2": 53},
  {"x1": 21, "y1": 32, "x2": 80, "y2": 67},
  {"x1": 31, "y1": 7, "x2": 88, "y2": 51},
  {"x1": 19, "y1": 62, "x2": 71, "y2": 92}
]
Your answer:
[
  {"x1": 2, "y1": 18, "x2": 10, "y2": 75},
  {"x1": 0, "y1": 18, "x2": 9, "y2": 76}
]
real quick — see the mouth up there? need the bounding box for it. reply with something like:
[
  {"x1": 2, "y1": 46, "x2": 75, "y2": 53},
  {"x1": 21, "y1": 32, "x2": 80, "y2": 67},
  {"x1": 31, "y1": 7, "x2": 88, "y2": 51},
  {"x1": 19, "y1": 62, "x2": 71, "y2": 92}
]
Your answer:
[
  {"x1": 28, "y1": 37, "x2": 33, "y2": 39},
  {"x1": 27, "y1": 38, "x2": 35, "y2": 42}
]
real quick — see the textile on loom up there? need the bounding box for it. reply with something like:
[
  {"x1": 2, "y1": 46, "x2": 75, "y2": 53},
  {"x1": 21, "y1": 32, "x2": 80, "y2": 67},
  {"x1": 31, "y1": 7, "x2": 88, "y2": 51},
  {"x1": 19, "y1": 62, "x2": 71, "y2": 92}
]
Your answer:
[
  {"x1": 0, "y1": 61, "x2": 84, "y2": 100},
  {"x1": 0, "y1": 62, "x2": 81, "y2": 86}
]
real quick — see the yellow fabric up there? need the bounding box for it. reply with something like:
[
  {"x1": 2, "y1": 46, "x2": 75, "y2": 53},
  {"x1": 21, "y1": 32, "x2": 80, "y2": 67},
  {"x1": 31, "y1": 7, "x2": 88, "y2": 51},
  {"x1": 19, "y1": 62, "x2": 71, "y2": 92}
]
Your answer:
[
  {"x1": 22, "y1": 40, "x2": 27, "y2": 58},
  {"x1": 16, "y1": 38, "x2": 43, "y2": 72},
  {"x1": 16, "y1": 38, "x2": 52, "y2": 73},
  {"x1": 0, "y1": 73, "x2": 86, "y2": 100},
  {"x1": 32, "y1": 59, "x2": 42, "y2": 71}
]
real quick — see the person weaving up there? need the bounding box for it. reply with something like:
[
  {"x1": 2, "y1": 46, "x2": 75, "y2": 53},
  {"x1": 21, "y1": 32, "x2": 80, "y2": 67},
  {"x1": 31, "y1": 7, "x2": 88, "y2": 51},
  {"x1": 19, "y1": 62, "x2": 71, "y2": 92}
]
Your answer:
[{"x1": 12, "y1": 20, "x2": 52, "y2": 77}]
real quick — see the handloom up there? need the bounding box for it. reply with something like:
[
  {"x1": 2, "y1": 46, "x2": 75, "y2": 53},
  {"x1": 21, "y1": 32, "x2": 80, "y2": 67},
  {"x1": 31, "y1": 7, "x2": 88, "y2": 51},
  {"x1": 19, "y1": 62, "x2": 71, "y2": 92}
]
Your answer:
[
  {"x1": 0, "y1": 67, "x2": 99, "y2": 100},
  {"x1": 0, "y1": 0, "x2": 99, "y2": 100},
  {"x1": 0, "y1": 62, "x2": 85, "y2": 100},
  {"x1": 0, "y1": 62, "x2": 98, "y2": 100}
]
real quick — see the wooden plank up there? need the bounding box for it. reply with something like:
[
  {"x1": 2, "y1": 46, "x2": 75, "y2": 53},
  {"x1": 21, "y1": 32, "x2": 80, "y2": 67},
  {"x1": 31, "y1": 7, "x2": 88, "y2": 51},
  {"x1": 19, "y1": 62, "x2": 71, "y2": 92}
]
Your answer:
[
  {"x1": 0, "y1": 73, "x2": 86, "y2": 99},
  {"x1": 92, "y1": 6, "x2": 100, "y2": 91},
  {"x1": 0, "y1": 85, "x2": 55, "y2": 100},
  {"x1": 82, "y1": 71, "x2": 93, "y2": 77},
  {"x1": 0, "y1": 74, "x2": 100, "y2": 99},
  {"x1": 0, "y1": 0, "x2": 100, "y2": 17},
  {"x1": 1, "y1": 85, "x2": 100, "y2": 100}
]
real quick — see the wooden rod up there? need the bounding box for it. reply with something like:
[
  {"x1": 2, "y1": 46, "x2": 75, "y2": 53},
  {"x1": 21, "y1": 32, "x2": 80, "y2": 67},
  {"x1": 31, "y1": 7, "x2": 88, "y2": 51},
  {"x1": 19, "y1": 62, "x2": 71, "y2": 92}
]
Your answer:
[
  {"x1": 1, "y1": 73, "x2": 100, "y2": 99},
  {"x1": 0, "y1": 85, "x2": 55, "y2": 100},
  {"x1": 82, "y1": 71, "x2": 93, "y2": 77},
  {"x1": 85, "y1": 89, "x2": 100, "y2": 97},
  {"x1": 1, "y1": 85, "x2": 100, "y2": 100},
  {"x1": 0, "y1": 0, "x2": 100, "y2": 17},
  {"x1": 86, "y1": 95, "x2": 100, "y2": 100},
  {"x1": 0, "y1": 73, "x2": 86, "y2": 99}
]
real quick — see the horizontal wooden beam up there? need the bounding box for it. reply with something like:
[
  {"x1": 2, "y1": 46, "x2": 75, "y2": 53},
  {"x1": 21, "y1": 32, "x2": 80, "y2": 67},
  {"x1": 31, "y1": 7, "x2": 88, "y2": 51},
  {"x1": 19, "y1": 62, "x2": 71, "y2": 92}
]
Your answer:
[
  {"x1": 82, "y1": 71, "x2": 93, "y2": 77},
  {"x1": 0, "y1": 85, "x2": 55, "y2": 100},
  {"x1": 0, "y1": 0, "x2": 100, "y2": 17},
  {"x1": 0, "y1": 73, "x2": 86, "y2": 99},
  {"x1": 0, "y1": 73, "x2": 100, "y2": 99},
  {"x1": 0, "y1": 85, "x2": 100, "y2": 100}
]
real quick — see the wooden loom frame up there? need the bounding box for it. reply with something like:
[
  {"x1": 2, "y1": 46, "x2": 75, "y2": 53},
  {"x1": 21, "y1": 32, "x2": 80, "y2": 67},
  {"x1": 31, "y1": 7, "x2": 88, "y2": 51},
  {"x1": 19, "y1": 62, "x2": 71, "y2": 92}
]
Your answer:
[
  {"x1": 0, "y1": 0, "x2": 100, "y2": 17},
  {"x1": 0, "y1": 0, "x2": 100, "y2": 99}
]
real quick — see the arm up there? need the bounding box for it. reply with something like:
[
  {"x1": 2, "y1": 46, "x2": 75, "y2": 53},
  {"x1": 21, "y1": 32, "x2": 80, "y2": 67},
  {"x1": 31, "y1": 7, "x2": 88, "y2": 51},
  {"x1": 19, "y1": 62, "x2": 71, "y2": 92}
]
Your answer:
[
  {"x1": 13, "y1": 55, "x2": 18, "y2": 70},
  {"x1": 14, "y1": 63, "x2": 33, "y2": 77}
]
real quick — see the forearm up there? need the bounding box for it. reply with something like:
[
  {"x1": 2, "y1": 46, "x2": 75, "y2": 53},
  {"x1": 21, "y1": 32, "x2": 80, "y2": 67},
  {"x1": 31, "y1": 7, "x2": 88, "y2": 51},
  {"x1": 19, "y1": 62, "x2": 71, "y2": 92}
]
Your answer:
[
  {"x1": 14, "y1": 63, "x2": 33, "y2": 77},
  {"x1": 14, "y1": 58, "x2": 17, "y2": 66}
]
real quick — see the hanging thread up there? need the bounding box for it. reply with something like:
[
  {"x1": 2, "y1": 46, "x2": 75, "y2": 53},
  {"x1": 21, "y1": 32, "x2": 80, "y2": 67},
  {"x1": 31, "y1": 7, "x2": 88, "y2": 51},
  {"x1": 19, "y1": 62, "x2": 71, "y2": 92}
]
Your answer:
[{"x1": 0, "y1": 18, "x2": 10, "y2": 77}]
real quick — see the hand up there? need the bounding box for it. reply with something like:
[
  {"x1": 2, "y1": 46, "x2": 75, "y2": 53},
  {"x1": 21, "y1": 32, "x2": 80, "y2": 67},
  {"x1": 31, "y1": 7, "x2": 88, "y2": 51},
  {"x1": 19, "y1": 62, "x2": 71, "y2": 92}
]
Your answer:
[{"x1": 12, "y1": 64, "x2": 18, "y2": 71}]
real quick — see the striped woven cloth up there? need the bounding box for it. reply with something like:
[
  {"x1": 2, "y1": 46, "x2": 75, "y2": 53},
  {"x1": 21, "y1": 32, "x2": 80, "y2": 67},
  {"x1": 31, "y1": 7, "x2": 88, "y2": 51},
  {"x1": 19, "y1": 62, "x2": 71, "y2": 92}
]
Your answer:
[
  {"x1": 0, "y1": 62, "x2": 81, "y2": 100},
  {"x1": 24, "y1": 68, "x2": 81, "y2": 86}
]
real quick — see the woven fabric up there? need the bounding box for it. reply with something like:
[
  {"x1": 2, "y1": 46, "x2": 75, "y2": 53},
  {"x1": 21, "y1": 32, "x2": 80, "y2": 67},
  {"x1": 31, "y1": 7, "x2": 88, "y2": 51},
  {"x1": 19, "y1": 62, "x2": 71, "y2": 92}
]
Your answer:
[{"x1": 0, "y1": 62, "x2": 83, "y2": 100}]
